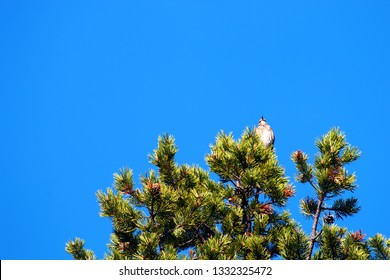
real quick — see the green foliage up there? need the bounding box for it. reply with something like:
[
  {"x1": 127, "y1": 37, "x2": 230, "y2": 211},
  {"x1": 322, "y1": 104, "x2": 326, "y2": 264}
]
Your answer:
[
  {"x1": 134, "y1": 232, "x2": 160, "y2": 260},
  {"x1": 299, "y1": 196, "x2": 318, "y2": 219},
  {"x1": 68, "y1": 133, "x2": 228, "y2": 259},
  {"x1": 66, "y1": 126, "x2": 386, "y2": 260},
  {"x1": 313, "y1": 225, "x2": 369, "y2": 260},
  {"x1": 324, "y1": 197, "x2": 360, "y2": 220},
  {"x1": 65, "y1": 238, "x2": 96, "y2": 260},
  {"x1": 196, "y1": 234, "x2": 233, "y2": 260},
  {"x1": 206, "y1": 129, "x2": 293, "y2": 235},
  {"x1": 206, "y1": 129, "x2": 291, "y2": 206},
  {"x1": 368, "y1": 234, "x2": 390, "y2": 260},
  {"x1": 159, "y1": 244, "x2": 179, "y2": 260},
  {"x1": 278, "y1": 224, "x2": 309, "y2": 260},
  {"x1": 114, "y1": 168, "x2": 134, "y2": 194},
  {"x1": 205, "y1": 129, "x2": 294, "y2": 258},
  {"x1": 242, "y1": 234, "x2": 271, "y2": 260},
  {"x1": 292, "y1": 128, "x2": 362, "y2": 259}
]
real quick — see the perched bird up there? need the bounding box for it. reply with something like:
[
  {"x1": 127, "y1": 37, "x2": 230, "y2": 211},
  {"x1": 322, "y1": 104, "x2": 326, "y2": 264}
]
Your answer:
[{"x1": 256, "y1": 116, "x2": 275, "y2": 148}]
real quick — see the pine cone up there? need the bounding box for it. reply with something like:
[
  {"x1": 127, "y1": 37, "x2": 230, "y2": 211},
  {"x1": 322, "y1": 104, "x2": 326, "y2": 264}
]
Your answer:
[
  {"x1": 323, "y1": 214, "x2": 335, "y2": 224},
  {"x1": 151, "y1": 183, "x2": 161, "y2": 196},
  {"x1": 235, "y1": 186, "x2": 244, "y2": 196}
]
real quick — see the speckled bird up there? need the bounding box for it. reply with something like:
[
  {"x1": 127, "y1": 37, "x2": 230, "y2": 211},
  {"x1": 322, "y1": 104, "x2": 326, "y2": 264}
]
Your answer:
[{"x1": 255, "y1": 116, "x2": 275, "y2": 148}]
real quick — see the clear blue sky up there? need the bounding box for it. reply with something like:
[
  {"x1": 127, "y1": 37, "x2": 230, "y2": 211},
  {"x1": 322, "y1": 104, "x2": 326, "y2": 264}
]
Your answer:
[{"x1": 1, "y1": 1, "x2": 389, "y2": 259}]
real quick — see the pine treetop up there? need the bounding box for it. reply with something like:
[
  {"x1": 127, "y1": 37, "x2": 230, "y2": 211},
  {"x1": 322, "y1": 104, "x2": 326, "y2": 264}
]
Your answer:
[{"x1": 66, "y1": 126, "x2": 388, "y2": 260}]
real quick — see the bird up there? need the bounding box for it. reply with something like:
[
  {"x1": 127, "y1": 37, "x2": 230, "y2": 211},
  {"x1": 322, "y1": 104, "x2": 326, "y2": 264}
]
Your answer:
[{"x1": 255, "y1": 116, "x2": 275, "y2": 148}]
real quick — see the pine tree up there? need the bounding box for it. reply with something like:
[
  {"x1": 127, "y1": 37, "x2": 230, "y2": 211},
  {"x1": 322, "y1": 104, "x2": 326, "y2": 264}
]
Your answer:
[
  {"x1": 203, "y1": 129, "x2": 294, "y2": 259},
  {"x1": 66, "y1": 127, "x2": 388, "y2": 260},
  {"x1": 291, "y1": 128, "x2": 362, "y2": 259}
]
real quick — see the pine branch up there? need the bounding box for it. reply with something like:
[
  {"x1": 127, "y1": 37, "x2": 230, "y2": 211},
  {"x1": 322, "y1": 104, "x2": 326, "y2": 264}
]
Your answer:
[
  {"x1": 114, "y1": 167, "x2": 134, "y2": 195},
  {"x1": 368, "y1": 234, "x2": 390, "y2": 260},
  {"x1": 65, "y1": 238, "x2": 96, "y2": 260},
  {"x1": 148, "y1": 133, "x2": 179, "y2": 188},
  {"x1": 300, "y1": 196, "x2": 318, "y2": 219},
  {"x1": 322, "y1": 197, "x2": 360, "y2": 220},
  {"x1": 306, "y1": 195, "x2": 325, "y2": 259},
  {"x1": 293, "y1": 128, "x2": 361, "y2": 260},
  {"x1": 278, "y1": 225, "x2": 309, "y2": 260}
]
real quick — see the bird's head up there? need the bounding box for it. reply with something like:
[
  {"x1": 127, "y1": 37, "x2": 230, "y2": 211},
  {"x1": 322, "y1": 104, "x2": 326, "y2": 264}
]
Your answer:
[{"x1": 259, "y1": 116, "x2": 267, "y2": 125}]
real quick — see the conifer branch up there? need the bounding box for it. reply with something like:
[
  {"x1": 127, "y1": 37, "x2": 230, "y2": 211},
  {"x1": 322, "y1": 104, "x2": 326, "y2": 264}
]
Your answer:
[{"x1": 307, "y1": 196, "x2": 325, "y2": 259}]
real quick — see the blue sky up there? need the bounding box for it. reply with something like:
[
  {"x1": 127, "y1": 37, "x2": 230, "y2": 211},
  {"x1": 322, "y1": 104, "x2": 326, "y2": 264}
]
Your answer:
[{"x1": 1, "y1": 1, "x2": 389, "y2": 259}]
